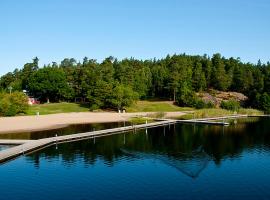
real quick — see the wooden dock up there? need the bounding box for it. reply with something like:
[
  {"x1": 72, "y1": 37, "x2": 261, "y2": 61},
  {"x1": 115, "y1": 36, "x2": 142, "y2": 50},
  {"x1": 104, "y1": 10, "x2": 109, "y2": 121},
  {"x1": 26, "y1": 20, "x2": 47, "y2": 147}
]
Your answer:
[
  {"x1": 176, "y1": 120, "x2": 230, "y2": 126},
  {"x1": 157, "y1": 114, "x2": 249, "y2": 126},
  {"x1": 0, "y1": 140, "x2": 33, "y2": 145},
  {"x1": 0, "y1": 120, "x2": 176, "y2": 164},
  {"x1": 0, "y1": 115, "x2": 248, "y2": 164},
  {"x1": 188, "y1": 114, "x2": 248, "y2": 121}
]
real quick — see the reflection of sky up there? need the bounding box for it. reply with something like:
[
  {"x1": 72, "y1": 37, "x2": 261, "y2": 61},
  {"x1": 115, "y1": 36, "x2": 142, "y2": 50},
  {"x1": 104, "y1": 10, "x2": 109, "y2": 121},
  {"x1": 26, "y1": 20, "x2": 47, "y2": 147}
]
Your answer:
[
  {"x1": 0, "y1": 145, "x2": 15, "y2": 151},
  {"x1": 1, "y1": 151, "x2": 270, "y2": 200},
  {"x1": 1, "y1": 118, "x2": 270, "y2": 199}
]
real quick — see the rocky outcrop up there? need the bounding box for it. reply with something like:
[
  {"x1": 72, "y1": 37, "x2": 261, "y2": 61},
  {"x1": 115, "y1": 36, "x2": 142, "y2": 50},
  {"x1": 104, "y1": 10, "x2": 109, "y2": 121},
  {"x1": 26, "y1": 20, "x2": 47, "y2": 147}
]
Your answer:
[{"x1": 197, "y1": 89, "x2": 248, "y2": 107}]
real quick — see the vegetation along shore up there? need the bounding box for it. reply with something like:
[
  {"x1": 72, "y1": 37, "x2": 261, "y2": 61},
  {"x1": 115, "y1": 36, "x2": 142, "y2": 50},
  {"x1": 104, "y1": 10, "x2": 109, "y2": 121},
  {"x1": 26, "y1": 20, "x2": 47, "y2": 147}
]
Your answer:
[{"x1": 0, "y1": 53, "x2": 269, "y2": 119}]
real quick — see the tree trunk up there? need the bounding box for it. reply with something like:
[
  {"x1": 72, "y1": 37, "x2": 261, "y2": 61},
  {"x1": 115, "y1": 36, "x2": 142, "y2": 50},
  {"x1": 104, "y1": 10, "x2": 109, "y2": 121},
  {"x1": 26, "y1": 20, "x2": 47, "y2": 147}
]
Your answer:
[{"x1": 173, "y1": 88, "x2": 176, "y2": 102}]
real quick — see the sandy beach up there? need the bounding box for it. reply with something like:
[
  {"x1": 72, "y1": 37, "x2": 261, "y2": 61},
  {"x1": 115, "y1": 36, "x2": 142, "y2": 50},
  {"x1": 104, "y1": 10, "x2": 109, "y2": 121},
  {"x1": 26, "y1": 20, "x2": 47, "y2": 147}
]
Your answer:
[{"x1": 0, "y1": 112, "x2": 186, "y2": 134}]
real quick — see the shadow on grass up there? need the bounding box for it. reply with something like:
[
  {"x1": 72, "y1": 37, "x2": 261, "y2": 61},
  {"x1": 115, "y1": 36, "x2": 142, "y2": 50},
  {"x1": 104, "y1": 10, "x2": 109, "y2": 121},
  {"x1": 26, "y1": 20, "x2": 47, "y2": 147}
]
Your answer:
[
  {"x1": 77, "y1": 102, "x2": 90, "y2": 109},
  {"x1": 143, "y1": 97, "x2": 172, "y2": 102}
]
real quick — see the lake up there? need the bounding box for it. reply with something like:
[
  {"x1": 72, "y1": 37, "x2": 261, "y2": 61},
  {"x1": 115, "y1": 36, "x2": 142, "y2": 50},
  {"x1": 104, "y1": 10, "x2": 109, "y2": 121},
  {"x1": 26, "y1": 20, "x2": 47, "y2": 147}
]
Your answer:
[
  {"x1": 0, "y1": 117, "x2": 270, "y2": 200},
  {"x1": 0, "y1": 122, "x2": 131, "y2": 140}
]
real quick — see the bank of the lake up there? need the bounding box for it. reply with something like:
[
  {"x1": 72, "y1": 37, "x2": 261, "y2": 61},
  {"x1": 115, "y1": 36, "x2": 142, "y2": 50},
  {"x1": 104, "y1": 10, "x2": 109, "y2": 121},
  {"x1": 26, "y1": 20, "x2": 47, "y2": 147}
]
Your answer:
[{"x1": 0, "y1": 111, "x2": 187, "y2": 134}]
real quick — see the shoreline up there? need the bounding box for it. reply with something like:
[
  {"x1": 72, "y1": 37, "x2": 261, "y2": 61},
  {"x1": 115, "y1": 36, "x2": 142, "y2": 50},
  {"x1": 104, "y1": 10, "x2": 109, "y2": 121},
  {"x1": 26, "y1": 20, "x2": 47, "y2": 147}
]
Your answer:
[{"x1": 0, "y1": 111, "x2": 186, "y2": 134}]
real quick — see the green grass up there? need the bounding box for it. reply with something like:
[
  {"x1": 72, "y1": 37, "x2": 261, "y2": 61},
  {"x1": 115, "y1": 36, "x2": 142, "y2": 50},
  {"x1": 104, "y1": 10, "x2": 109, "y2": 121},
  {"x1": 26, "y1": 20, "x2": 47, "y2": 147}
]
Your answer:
[
  {"x1": 178, "y1": 108, "x2": 263, "y2": 120},
  {"x1": 129, "y1": 117, "x2": 154, "y2": 124},
  {"x1": 238, "y1": 108, "x2": 264, "y2": 116},
  {"x1": 26, "y1": 102, "x2": 90, "y2": 115},
  {"x1": 146, "y1": 112, "x2": 166, "y2": 119},
  {"x1": 25, "y1": 101, "x2": 191, "y2": 116},
  {"x1": 25, "y1": 101, "x2": 263, "y2": 118},
  {"x1": 126, "y1": 101, "x2": 193, "y2": 112}
]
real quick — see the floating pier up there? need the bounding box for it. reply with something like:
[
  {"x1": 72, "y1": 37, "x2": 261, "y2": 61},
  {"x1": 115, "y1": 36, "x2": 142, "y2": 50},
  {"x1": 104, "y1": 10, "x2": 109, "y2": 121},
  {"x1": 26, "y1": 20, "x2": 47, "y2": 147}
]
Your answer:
[
  {"x1": 0, "y1": 120, "x2": 175, "y2": 164},
  {"x1": 176, "y1": 120, "x2": 230, "y2": 126},
  {"x1": 189, "y1": 114, "x2": 248, "y2": 121},
  {"x1": 0, "y1": 115, "x2": 247, "y2": 164},
  {"x1": 0, "y1": 140, "x2": 33, "y2": 145},
  {"x1": 157, "y1": 114, "x2": 249, "y2": 126}
]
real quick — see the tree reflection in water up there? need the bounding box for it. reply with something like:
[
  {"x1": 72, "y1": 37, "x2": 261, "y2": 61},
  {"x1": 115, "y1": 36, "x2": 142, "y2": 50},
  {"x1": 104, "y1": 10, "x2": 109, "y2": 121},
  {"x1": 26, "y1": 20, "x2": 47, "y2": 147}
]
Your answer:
[
  {"x1": 26, "y1": 117, "x2": 270, "y2": 178},
  {"x1": 121, "y1": 147, "x2": 211, "y2": 178}
]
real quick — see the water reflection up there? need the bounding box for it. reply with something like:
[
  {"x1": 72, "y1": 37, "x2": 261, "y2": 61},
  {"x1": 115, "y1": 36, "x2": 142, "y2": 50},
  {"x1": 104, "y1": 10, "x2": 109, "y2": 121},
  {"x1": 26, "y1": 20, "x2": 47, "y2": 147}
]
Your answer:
[
  {"x1": 26, "y1": 117, "x2": 270, "y2": 178},
  {"x1": 0, "y1": 122, "x2": 131, "y2": 140},
  {"x1": 0, "y1": 145, "x2": 15, "y2": 151},
  {"x1": 121, "y1": 148, "x2": 211, "y2": 178}
]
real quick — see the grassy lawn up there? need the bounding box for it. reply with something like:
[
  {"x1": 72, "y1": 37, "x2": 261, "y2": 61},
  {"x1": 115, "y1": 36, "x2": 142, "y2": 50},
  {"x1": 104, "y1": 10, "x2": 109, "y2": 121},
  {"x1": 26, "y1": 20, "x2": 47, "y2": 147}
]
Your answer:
[
  {"x1": 25, "y1": 101, "x2": 262, "y2": 118},
  {"x1": 178, "y1": 108, "x2": 263, "y2": 120},
  {"x1": 129, "y1": 117, "x2": 155, "y2": 124},
  {"x1": 26, "y1": 102, "x2": 90, "y2": 115},
  {"x1": 25, "y1": 101, "x2": 192, "y2": 115},
  {"x1": 126, "y1": 101, "x2": 193, "y2": 112}
]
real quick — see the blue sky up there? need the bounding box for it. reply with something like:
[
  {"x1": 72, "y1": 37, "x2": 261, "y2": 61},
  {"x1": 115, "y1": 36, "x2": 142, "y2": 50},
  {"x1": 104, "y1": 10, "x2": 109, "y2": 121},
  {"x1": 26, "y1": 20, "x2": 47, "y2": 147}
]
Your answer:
[{"x1": 0, "y1": 0, "x2": 269, "y2": 75}]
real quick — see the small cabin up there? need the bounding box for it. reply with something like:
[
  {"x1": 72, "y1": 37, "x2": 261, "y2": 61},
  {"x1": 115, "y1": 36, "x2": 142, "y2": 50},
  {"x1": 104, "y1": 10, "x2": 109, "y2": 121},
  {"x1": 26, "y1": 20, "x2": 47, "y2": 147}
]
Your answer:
[
  {"x1": 28, "y1": 97, "x2": 40, "y2": 105},
  {"x1": 23, "y1": 90, "x2": 40, "y2": 105}
]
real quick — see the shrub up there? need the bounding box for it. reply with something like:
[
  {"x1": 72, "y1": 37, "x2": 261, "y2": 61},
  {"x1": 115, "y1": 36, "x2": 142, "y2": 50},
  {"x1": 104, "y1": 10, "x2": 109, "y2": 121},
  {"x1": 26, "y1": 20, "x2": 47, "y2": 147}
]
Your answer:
[
  {"x1": 176, "y1": 86, "x2": 214, "y2": 109},
  {"x1": 257, "y1": 93, "x2": 270, "y2": 113},
  {"x1": 195, "y1": 99, "x2": 215, "y2": 109},
  {"x1": 0, "y1": 92, "x2": 29, "y2": 116},
  {"x1": 220, "y1": 100, "x2": 240, "y2": 111},
  {"x1": 10, "y1": 92, "x2": 29, "y2": 113},
  {"x1": 177, "y1": 88, "x2": 215, "y2": 109},
  {"x1": 110, "y1": 84, "x2": 139, "y2": 110},
  {"x1": 0, "y1": 97, "x2": 15, "y2": 116},
  {"x1": 177, "y1": 90, "x2": 197, "y2": 107},
  {"x1": 89, "y1": 104, "x2": 99, "y2": 111}
]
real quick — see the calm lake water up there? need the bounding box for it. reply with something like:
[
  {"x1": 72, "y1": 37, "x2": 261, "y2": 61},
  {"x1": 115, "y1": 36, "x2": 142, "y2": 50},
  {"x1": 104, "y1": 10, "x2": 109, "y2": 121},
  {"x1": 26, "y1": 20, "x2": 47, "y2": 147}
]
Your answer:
[
  {"x1": 0, "y1": 122, "x2": 131, "y2": 140},
  {"x1": 0, "y1": 118, "x2": 270, "y2": 200}
]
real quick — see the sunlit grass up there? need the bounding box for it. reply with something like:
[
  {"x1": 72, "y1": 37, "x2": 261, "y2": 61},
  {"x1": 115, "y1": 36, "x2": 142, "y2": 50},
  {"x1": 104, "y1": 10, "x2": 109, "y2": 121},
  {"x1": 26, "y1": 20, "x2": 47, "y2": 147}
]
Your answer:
[
  {"x1": 129, "y1": 117, "x2": 154, "y2": 124},
  {"x1": 26, "y1": 101, "x2": 262, "y2": 118},
  {"x1": 178, "y1": 108, "x2": 263, "y2": 120},
  {"x1": 126, "y1": 101, "x2": 193, "y2": 112},
  {"x1": 238, "y1": 108, "x2": 263, "y2": 116},
  {"x1": 26, "y1": 101, "x2": 192, "y2": 116},
  {"x1": 26, "y1": 102, "x2": 90, "y2": 115}
]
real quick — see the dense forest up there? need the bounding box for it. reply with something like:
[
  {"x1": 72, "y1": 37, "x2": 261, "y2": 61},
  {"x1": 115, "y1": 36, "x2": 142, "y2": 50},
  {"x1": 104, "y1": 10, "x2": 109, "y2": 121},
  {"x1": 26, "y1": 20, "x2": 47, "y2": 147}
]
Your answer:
[{"x1": 0, "y1": 53, "x2": 270, "y2": 112}]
